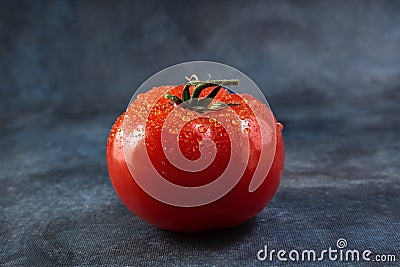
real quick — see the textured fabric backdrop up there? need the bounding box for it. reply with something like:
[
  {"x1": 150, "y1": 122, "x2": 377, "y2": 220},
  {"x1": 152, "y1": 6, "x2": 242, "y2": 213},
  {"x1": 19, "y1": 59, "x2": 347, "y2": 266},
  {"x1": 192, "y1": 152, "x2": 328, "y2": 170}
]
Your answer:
[{"x1": 1, "y1": 0, "x2": 399, "y2": 266}]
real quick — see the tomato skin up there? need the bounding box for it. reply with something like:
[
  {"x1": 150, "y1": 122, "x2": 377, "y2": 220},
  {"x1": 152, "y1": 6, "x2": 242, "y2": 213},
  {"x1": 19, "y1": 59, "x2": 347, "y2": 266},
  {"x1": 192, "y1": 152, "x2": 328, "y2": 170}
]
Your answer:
[{"x1": 106, "y1": 111, "x2": 285, "y2": 232}]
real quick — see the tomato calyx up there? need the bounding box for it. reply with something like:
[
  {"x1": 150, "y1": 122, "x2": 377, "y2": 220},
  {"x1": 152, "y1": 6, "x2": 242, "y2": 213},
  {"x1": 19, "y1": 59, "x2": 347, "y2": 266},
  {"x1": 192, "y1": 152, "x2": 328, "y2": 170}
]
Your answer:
[{"x1": 164, "y1": 76, "x2": 240, "y2": 113}]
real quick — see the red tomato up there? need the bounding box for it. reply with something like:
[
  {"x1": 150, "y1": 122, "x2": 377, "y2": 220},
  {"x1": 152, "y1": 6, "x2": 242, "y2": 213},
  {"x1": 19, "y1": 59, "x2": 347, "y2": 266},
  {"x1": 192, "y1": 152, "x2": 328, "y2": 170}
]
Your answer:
[{"x1": 106, "y1": 82, "x2": 285, "y2": 232}]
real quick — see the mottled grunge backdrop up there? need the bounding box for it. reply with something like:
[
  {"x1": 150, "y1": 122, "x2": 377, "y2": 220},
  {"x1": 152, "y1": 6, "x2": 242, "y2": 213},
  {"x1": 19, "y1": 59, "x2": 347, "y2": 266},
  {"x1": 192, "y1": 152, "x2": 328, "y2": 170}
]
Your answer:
[{"x1": 1, "y1": 1, "x2": 399, "y2": 266}]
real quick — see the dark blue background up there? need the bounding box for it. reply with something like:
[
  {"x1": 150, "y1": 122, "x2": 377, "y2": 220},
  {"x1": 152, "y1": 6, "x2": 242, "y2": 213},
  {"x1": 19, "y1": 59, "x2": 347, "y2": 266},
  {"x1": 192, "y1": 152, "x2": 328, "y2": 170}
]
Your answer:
[{"x1": 1, "y1": 1, "x2": 399, "y2": 266}]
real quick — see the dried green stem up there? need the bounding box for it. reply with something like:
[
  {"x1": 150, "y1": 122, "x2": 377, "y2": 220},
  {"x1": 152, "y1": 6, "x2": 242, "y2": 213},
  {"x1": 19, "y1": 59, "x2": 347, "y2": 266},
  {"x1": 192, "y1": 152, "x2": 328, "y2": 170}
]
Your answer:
[{"x1": 164, "y1": 77, "x2": 240, "y2": 113}]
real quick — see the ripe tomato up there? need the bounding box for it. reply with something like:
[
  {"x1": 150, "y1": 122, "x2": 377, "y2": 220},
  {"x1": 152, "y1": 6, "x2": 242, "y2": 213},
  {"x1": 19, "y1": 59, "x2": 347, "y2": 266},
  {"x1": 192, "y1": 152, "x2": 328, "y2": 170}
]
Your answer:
[{"x1": 106, "y1": 80, "x2": 284, "y2": 232}]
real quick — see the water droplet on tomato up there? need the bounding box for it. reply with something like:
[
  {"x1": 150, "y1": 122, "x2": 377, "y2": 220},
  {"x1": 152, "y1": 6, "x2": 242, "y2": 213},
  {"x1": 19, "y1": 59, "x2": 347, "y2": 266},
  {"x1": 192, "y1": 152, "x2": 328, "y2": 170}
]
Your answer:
[
  {"x1": 198, "y1": 125, "x2": 207, "y2": 133},
  {"x1": 243, "y1": 128, "x2": 251, "y2": 135},
  {"x1": 231, "y1": 119, "x2": 240, "y2": 126},
  {"x1": 209, "y1": 118, "x2": 217, "y2": 123},
  {"x1": 169, "y1": 128, "x2": 178, "y2": 134},
  {"x1": 214, "y1": 122, "x2": 222, "y2": 128}
]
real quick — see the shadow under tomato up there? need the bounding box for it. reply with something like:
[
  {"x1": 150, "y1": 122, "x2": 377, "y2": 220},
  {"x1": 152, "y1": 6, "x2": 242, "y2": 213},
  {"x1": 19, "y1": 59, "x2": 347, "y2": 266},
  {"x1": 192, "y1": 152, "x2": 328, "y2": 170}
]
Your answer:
[{"x1": 158, "y1": 218, "x2": 258, "y2": 248}]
